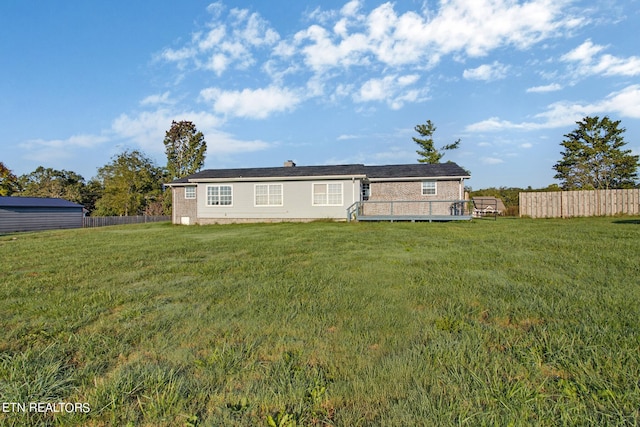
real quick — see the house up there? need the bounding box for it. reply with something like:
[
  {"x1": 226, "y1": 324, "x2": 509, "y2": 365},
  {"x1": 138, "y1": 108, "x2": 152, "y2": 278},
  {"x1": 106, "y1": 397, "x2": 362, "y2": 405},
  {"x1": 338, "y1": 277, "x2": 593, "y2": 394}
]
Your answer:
[
  {"x1": 165, "y1": 162, "x2": 471, "y2": 224},
  {"x1": 0, "y1": 196, "x2": 85, "y2": 233}
]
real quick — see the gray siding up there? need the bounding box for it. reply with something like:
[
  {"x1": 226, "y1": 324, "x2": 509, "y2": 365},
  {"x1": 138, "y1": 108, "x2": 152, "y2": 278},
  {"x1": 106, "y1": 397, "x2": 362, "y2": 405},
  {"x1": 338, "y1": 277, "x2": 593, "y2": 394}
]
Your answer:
[
  {"x1": 0, "y1": 207, "x2": 84, "y2": 233},
  {"x1": 195, "y1": 179, "x2": 361, "y2": 223}
]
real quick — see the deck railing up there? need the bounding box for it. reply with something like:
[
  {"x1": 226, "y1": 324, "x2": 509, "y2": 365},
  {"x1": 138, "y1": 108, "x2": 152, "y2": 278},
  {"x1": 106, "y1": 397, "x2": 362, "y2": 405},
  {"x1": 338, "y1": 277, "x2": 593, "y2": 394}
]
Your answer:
[{"x1": 347, "y1": 200, "x2": 472, "y2": 222}]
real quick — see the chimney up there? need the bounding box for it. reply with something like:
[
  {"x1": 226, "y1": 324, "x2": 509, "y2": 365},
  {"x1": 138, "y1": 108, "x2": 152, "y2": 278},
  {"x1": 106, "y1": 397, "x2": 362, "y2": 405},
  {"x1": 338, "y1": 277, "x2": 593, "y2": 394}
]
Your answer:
[{"x1": 283, "y1": 160, "x2": 296, "y2": 167}]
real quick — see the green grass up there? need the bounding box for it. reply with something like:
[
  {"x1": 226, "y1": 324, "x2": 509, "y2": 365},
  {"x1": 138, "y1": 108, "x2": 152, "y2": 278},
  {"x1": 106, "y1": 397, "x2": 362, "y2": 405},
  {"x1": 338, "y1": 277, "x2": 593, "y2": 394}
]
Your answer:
[{"x1": 1, "y1": 217, "x2": 639, "y2": 426}]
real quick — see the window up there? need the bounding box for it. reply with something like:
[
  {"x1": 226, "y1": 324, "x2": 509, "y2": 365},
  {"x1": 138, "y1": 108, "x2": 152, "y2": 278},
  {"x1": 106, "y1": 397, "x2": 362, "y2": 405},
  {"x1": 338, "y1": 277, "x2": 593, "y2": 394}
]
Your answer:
[
  {"x1": 422, "y1": 180, "x2": 436, "y2": 195},
  {"x1": 313, "y1": 183, "x2": 343, "y2": 206},
  {"x1": 207, "y1": 185, "x2": 232, "y2": 206},
  {"x1": 361, "y1": 182, "x2": 370, "y2": 201},
  {"x1": 185, "y1": 186, "x2": 196, "y2": 199},
  {"x1": 255, "y1": 184, "x2": 283, "y2": 206}
]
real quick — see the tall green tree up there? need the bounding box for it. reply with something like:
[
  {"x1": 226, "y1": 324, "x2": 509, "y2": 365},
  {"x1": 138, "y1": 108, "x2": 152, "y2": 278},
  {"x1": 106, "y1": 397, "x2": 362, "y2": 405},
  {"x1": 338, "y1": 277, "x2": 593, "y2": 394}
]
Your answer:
[
  {"x1": 553, "y1": 116, "x2": 639, "y2": 190},
  {"x1": 164, "y1": 120, "x2": 207, "y2": 180},
  {"x1": 94, "y1": 150, "x2": 163, "y2": 216},
  {"x1": 413, "y1": 120, "x2": 460, "y2": 163},
  {"x1": 0, "y1": 162, "x2": 18, "y2": 196},
  {"x1": 17, "y1": 166, "x2": 86, "y2": 203}
]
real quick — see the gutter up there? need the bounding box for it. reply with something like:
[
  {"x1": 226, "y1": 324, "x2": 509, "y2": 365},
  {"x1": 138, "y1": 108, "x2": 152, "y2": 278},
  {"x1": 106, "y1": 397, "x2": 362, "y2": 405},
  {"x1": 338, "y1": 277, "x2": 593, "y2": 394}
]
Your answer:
[
  {"x1": 368, "y1": 175, "x2": 470, "y2": 182},
  {"x1": 175, "y1": 174, "x2": 368, "y2": 184}
]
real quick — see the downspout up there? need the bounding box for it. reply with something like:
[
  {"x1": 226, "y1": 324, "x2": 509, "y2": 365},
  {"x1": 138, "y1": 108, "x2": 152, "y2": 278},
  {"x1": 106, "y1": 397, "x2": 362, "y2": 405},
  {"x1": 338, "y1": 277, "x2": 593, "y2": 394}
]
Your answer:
[{"x1": 352, "y1": 177, "x2": 356, "y2": 205}]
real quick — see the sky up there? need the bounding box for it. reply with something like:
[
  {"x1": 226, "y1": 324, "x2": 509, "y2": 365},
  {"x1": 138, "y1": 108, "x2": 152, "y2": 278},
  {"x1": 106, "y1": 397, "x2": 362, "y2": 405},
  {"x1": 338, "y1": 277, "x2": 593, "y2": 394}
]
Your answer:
[{"x1": 1, "y1": 0, "x2": 639, "y2": 190}]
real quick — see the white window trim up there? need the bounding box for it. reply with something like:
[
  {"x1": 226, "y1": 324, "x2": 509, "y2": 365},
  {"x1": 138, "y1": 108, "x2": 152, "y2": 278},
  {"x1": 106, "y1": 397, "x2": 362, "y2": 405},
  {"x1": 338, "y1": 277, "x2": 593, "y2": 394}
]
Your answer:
[
  {"x1": 254, "y1": 183, "x2": 283, "y2": 207},
  {"x1": 184, "y1": 186, "x2": 196, "y2": 199},
  {"x1": 206, "y1": 184, "x2": 233, "y2": 207},
  {"x1": 422, "y1": 180, "x2": 437, "y2": 196},
  {"x1": 312, "y1": 182, "x2": 343, "y2": 206}
]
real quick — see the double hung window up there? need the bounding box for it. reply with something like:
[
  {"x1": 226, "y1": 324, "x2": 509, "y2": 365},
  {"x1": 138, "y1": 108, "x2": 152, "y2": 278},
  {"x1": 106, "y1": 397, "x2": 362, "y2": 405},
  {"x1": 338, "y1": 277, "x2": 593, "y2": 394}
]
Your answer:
[
  {"x1": 422, "y1": 180, "x2": 436, "y2": 196},
  {"x1": 255, "y1": 184, "x2": 283, "y2": 206},
  {"x1": 313, "y1": 183, "x2": 343, "y2": 206},
  {"x1": 185, "y1": 186, "x2": 196, "y2": 199},
  {"x1": 206, "y1": 185, "x2": 232, "y2": 206}
]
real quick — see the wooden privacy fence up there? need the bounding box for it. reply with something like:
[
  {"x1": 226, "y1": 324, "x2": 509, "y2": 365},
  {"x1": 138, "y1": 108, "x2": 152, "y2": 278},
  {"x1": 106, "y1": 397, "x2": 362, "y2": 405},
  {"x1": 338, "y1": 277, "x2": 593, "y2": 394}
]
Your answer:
[
  {"x1": 83, "y1": 215, "x2": 170, "y2": 228},
  {"x1": 519, "y1": 189, "x2": 640, "y2": 218}
]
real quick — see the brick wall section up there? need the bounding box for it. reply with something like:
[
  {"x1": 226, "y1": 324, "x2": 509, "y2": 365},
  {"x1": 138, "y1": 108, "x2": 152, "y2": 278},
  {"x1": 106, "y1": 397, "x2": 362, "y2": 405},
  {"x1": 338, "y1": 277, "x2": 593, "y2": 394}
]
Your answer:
[
  {"x1": 369, "y1": 180, "x2": 460, "y2": 201},
  {"x1": 365, "y1": 180, "x2": 462, "y2": 216},
  {"x1": 172, "y1": 187, "x2": 197, "y2": 224}
]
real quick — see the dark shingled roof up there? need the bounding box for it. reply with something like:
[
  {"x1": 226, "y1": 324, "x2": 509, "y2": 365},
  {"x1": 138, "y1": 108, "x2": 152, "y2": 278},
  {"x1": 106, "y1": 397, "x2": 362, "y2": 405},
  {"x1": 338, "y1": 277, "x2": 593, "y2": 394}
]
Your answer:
[
  {"x1": 0, "y1": 196, "x2": 83, "y2": 208},
  {"x1": 168, "y1": 162, "x2": 469, "y2": 184},
  {"x1": 363, "y1": 162, "x2": 469, "y2": 179}
]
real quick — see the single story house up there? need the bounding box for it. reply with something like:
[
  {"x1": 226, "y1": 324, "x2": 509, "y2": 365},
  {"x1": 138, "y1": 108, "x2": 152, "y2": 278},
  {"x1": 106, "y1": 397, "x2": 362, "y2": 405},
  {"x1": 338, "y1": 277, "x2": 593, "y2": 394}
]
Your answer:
[
  {"x1": 165, "y1": 162, "x2": 471, "y2": 224},
  {"x1": 0, "y1": 196, "x2": 84, "y2": 233}
]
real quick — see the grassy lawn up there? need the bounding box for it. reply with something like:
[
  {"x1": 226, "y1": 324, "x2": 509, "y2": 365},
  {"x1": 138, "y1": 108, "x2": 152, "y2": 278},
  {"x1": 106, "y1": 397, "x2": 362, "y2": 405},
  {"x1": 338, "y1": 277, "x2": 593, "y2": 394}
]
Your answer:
[{"x1": 1, "y1": 217, "x2": 639, "y2": 426}]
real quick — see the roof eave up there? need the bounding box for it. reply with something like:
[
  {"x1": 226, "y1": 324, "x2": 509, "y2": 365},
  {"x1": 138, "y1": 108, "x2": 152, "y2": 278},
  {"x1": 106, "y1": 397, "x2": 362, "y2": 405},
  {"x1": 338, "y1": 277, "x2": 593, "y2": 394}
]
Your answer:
[{"x1": 183, "y1": 174, "x2": 368, "y2": 183}]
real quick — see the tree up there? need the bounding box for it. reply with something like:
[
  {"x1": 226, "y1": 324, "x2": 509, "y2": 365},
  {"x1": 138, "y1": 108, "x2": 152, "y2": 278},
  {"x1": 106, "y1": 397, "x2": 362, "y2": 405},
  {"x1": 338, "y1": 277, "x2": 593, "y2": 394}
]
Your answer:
[
  {"x1": 413, "y1": 120, "x2": 460, "y2": 163},
  {"x1": 164, "y1": 120, "x2": 207, "y2": 180},
  {"x1": 17, "y1": 166, "x2": 87, "y2": 204},
  {"x1": 93, "y1": 150, "x2": 164, "y2": 216},
  {"x1": 83, "y1": 178, "x2": 105, "y2": 214},
  {"x1": 0, "y1": 162, "x2": 18, "y2": 196},
  {"x1": 553, "y1": 116, "x2": 639, "y2": 190}
]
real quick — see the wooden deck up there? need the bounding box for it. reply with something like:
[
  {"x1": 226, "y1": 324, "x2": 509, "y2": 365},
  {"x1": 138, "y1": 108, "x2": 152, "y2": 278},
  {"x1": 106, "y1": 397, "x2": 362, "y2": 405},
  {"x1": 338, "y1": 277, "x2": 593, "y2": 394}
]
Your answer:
[
  {"x1": 347, "y1": 200, "x2": 473, "y2": 222},
  {"x1": 355, "y1": 214, "x2": 472, "y2": 222}
]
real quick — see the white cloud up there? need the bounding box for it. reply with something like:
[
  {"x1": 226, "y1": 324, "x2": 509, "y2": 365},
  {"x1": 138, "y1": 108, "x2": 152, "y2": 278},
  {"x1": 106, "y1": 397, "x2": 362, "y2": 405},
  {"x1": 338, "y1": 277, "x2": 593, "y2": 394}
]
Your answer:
[
  {"x1": 337, "y1": 134, "x2": 360, "y2": 140},
  {"x1": 467, "y1": 85, "x2": 640, "y2": 132},
  {"x1": 200, "y1": 85, "x2": 302, "y2": 119},
  {"x1": 19, "y1": 134, "x2": 110, "y2": 163},
  {"x1": 111, "y1": 109, "x2": 223, "y2": 153},
  {"x1": 197, "y1": 27, "x2": 226, "y2": 51},
  {"x1": 203, "y1": 130, "x2": 270, "y2": 154},
  {"x1": 206, "y1": 1, "x2": 225, "y2": 18},
  {"x1": 140, "y1": 92, "x2": 174, "y2": 106},
  {"x1": 463, "y1": 61, "x2": 509, "y2": 81},
  {"x1": 561, "y1": 39, "x2": 605, "y2": 64},
  {"x1": 466, "y1": 117, "x2": 531, "y2": 132},
  {"x1": 157, "y1": 1, "x2": 586, "y2": 113},
  {"x1": 161, "y1": 5, "x2": 280, "y2": 75},
  {"x1": 562, "y1": 39, "x2": 640, "y2": 77},
  {"x1": 278, "y1": 0, "x2": 580, "y2": 74},
  {"x1": 481, "y1": 156, "x2": 505, "y2": 165},
  {"x1": 21, "y1": 134, "x2": 109, "y2": 150},
  {"x1": 111, "y1": 108, "x2": 268, "y2": 155},
  {"x1": 397, "y1": 74, "x2": 420, "y2": 86},
  {"x1": 341, "y1": 0, "x2": 362, "y2": 17},
  {"x1": 355, "y1": 74, "x2": 427, "y2": 109},
  {"x1": 592, "y1": 54, "x2": 640, "y2": 77},
  {"x1": 357, "y1": 76, "x2": 395, "y2": 102},
  {"x1": 526, "y1": 83, "x2": 562, "y2": 93},
  {"x1": 592, "y1": 84, "x2": 640, "y2": 118},
  {"x1": 521, "y1": 143, "x2": 533, "y2": 148}
]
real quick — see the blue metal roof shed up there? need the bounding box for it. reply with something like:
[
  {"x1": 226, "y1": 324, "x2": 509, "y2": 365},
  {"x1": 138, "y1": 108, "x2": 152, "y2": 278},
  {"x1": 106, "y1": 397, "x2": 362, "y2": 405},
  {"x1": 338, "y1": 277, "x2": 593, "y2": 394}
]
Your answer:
[{"x1": 0, "y1": 196, "x2": 84, "y2": 233}]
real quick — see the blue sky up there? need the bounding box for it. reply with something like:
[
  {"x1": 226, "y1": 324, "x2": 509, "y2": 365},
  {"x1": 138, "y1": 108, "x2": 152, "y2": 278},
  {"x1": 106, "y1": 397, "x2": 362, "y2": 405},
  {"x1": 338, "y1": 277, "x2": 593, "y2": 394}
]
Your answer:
[{"x1": 1, "y1": 0, "x2": 639, "y2": 189}]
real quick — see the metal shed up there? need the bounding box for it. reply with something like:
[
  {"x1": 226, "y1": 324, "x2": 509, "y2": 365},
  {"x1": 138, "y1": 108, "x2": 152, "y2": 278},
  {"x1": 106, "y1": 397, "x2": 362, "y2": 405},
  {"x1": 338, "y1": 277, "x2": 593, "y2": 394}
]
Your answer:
[{"x1": 0, "y1": 196, "x2": 84, "y2": 233}]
